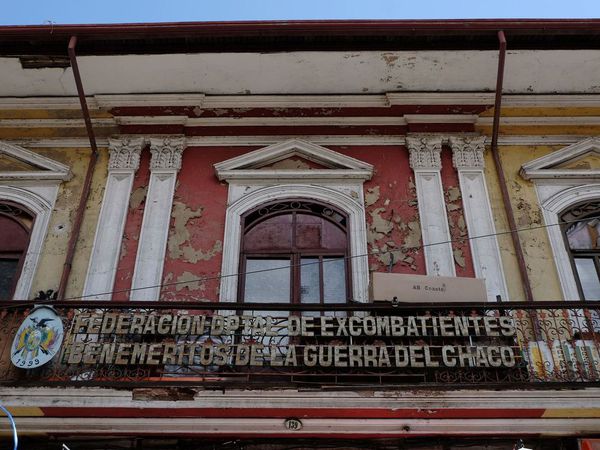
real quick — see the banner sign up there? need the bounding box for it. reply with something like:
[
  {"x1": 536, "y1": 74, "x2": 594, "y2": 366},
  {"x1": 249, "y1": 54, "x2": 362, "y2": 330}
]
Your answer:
[{"x1": 63, "y1": 312, "x2": 518, "y2": 369}]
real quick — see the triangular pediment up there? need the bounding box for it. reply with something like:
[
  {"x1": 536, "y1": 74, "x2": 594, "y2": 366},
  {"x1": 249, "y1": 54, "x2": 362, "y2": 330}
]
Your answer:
[
  {"x1": 520, "y1": 138, "x2": 600, "y2": 180},
  {"x1": 0, "y1": 141, "x2": 71, "y2": 181},
  {"x1": 214, "y1": 139, "x2": 373, "y2": 181},
  {"x1": 259, "y1": 155, "x2": 328, "y2": 170}
]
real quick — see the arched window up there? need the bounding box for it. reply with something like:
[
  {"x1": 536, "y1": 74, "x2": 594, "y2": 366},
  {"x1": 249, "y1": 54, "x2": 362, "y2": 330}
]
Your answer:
[
  {"x1": 238, "y1": 200, "x2": 350, "y2": 307},
  {"x1": 0, "y1": 202, "x2": 34, "y2": 299},
  {"x1": 562, "y1": 200, "x2": 600, "y2": 300}
]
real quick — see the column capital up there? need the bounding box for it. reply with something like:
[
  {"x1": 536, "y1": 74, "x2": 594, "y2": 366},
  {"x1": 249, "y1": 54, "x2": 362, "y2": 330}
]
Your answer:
[
  {"x1": 149, "y1": 136, "x2": 186, "y2": 171},
  {"x1": 406, "y1": 135, "x2": 443, "y2": 170},
  {"x1": 449, "y1": 136, "x2": 487, "y2": 170},
  {"x1": 107, "y1": 137, "x2": 144, "y2": 171}
]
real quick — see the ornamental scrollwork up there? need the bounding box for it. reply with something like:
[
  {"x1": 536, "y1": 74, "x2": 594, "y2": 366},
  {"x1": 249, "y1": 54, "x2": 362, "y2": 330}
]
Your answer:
[
  {"x1": 108, "y1": 137, "x2": 144, "y2": 170},
  {"x1": 149, "y1": 136, "x2": 186, "y2": 171},
  {"x1": 406, "y1": 136, "x2": 443, "y2": 170},
  {"x1": 449, "y1": 136, "x2": 486, "y2": 170}
]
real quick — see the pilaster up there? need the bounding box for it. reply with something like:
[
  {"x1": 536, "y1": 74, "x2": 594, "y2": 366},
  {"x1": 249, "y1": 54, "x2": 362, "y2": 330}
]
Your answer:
[
  {"x1": 83, "y1": 137, "x2": 144, "y2": 300},
  {"x1": 407, "y1": 135, "x2": 455, "y2": 277},
  {"x1": 130, "y1": 136, "x2": 185, "y2": 301},
  {"x1": 449, "y1": 136, "x2": 509, "y2": 301}
]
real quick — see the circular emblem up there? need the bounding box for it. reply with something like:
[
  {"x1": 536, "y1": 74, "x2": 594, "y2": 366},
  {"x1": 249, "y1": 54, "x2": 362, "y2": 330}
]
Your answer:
[
  {"x1": 11, "y1": 306, "x2": 63, "y2": 369},
  {"x1": 284, "y1": 418, "x2": 303, "y2": 431}
]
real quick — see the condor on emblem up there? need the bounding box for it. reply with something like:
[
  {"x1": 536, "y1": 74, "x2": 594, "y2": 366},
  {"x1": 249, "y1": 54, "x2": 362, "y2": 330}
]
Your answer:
[{"x1": 11, "y1": 306, "x2": 63, "y2": 369}]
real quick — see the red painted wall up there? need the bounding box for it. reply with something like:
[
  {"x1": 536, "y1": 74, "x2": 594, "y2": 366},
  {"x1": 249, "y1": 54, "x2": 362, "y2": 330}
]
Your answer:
[{"x1": 112, "y1": 110, "x2": 477, "y2": 302}]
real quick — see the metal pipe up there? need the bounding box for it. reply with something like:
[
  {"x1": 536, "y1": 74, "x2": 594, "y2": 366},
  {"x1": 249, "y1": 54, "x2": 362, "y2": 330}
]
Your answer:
[
  {"x1": 57, "y1": 36, "x2": 99, "y2": 300},
  {"x1": 491, "y1": 30, "x2": 534, "y2": 302}
]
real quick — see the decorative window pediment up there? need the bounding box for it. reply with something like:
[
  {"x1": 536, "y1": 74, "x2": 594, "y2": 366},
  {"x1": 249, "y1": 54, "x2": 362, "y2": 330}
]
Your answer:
[
  {"x1": 214, "y1": 139, "x2": 373, "y2": 182},
  {"x1": 214, "y1": 139, "x2": 372, "y2": 304},
  {"x1": 520, "y1": 137, "x2": 600, "y2": 180},
  {"x1": 0, "y1": 141, "x2": 70, "y2": 181},
  {"x1": 0, "y1": 141, "x2": 70, "y2": 299}
]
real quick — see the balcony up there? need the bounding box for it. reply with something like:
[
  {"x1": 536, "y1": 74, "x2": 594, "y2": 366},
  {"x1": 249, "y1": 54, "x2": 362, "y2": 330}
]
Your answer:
[{"x1": 1, "y1": 301, "x2": 600, "y2": 389}]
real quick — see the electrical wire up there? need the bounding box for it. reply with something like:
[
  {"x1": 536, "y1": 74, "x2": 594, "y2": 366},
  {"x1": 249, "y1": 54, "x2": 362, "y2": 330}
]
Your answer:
[{"x1": 6, "y1": 212, "x2": 593, "y2": 309}]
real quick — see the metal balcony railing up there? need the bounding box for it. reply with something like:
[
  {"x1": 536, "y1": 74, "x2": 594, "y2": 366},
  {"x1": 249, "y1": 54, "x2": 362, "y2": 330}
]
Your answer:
[{"x1": 1, "y1": 301, "x2": 600, "y2": 389}]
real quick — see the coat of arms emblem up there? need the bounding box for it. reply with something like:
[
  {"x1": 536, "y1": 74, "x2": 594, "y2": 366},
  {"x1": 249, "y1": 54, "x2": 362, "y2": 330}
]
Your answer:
[{"x1": 11, "y1": 306, "x2": 63, "y2": 369}]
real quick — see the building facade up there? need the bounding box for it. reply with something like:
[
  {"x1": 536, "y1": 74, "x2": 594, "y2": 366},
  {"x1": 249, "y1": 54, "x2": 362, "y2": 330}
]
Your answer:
[{"x1": 1, "y1": 20, "x2": 600, "y2": 449}]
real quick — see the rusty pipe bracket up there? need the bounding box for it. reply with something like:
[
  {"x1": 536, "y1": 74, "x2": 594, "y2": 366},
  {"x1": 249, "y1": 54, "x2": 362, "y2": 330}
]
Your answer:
[
  {"x1": 57, "y1": 36, "x2": 100, "y2": 300},
  {"x1": 490, "y1": 30, "x2": 534, "y2": 302}
]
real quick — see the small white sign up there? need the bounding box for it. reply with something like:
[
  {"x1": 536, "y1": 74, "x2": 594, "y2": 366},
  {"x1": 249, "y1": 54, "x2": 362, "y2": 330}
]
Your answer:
[
  {"x1": 284, "y1": 418, "x2": 303, "y2": 431},
  {"x1": 11, "y1": 306, "x2": 63, "y2": 369}
]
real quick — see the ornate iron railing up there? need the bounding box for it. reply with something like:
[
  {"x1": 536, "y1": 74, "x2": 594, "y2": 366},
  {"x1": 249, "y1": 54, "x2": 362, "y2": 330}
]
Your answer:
[{"x1": 1, "y1": 301, "x2": 599, "y2": 389}]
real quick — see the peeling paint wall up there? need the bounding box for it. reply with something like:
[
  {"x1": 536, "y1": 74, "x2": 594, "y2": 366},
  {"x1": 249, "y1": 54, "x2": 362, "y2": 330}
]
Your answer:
[
  {"x1": 159, "y1": 147, "x2": 245, "y2": 302},
  {"x1": 28, "y1": 147, "x2": 108, "y2": 299},
  {"x1": 491, "y1": 145, "x2": 565, "y2": 302},
  {"x1": 113, "y1": 150, "x2": 151, "y2": 301},
  {"x1": 338, "y1": 146, "x2": 427, "y2": 276},
  {"x1": 440, "y1": 148, "x2": 476, "y2": 279},
  {"x1": 9, "y1": 99, "x2": 600, "y2": 304}
]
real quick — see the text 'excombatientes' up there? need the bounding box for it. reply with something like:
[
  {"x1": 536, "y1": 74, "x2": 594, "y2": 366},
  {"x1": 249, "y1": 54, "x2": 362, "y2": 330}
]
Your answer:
[{"x1": 64, "y1": 313, "x2": 519, "y2": 369}]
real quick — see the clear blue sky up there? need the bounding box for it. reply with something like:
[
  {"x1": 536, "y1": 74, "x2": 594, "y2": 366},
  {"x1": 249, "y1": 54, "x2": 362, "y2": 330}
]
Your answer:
[{"x1": 1, "y1": 0, "x2": 599, "y2": 25}]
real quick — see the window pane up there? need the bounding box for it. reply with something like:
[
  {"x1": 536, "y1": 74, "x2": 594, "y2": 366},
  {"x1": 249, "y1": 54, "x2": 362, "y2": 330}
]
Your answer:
[
  {"x1": 300, "y1": 258, "x2": 320, "y2": 304},
  {"x1": 575, "y1": 258, "x2": 600, "y2": 300},
  {"x1": 244, "y1": 215, "x2": 293, "y2": 251},
  {"x1": 296, "y1": 214, "x2": 346, "y2": 249},
  {"x1": 323, "y1": 257, "x2": 346, "y2": 304},
  {"x1": 0, "y1": 259, "x2": 18, "y2": 299},
  {"x1": 244, "y1": 259, "x2": 291, "y2": 303},
  {"x1": 567, "y1": 219, "x2": 600, "y2": 250}
]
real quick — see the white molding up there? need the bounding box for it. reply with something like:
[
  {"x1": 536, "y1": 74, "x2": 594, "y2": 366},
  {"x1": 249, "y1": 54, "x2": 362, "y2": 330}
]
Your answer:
[
  {"x1": 0, "y1": 141, "x2": 70, "y2": 180},
  {"x1": 130, "y1": 136, "x2": 185, "y2": 301},
  {"x1": 4, "y1": 386, "x2": 600, "y2": 409},
  {"x1": 478, "y1": 116, "x2": 600, "y2": 126},
  {"x1": 5, "y1": 386, "x2": 600, "y2": 436},
  {"x1": 215, "y1": 138, "x2": 374, "y2": 174},
  {"x1": 2, "y1": 93, "x2": 600, "y2": 110},
  {"x1": 8, "y1": 416, "x2": 600, "y2": 437},
  {"x1": 4, "y1": 135, "x2": 597, "y2": 149},
  {"x1": 216, "y1": 169, "x2": 373, "y2": 181},
  {"x1": 95, "y1": 94, "x2": 206, "y2": 108},
  {"x1": 0, "y1": 185, "x2": 56, "y2": 299},
  {"x1": 216, "y1": 139, "x2": 372, "y2": 304},
  {"x1": 404, "y1": 114, "x2": 478, "y2": 124},
  {"x1": 522, "y1": 139, "x2": 600, "y2": 300},
  {"x1": 82, "y1": 137, "x2": 144, "y2": 300},
  {"x1": 449, "y1": 136, "x2": 509, "y2": 301},
  {"x1": 0, "y1": 142, "x2": 68, "y2": 299},
  {"x1": 218, "y1": 184, "x2": 370, "y2": 304},
  {"x1": 407, "y1": 136, "x2": 455, "y2": 277},
  {"x1": 521, "y1": 137, "x2": 600, "y2": 180},
  {"x1": 538, "y1": 183, "x2": 600, "y2": 301},
  {"x1": 0, "y1": 97, "x2": 95, "y2": 109}
]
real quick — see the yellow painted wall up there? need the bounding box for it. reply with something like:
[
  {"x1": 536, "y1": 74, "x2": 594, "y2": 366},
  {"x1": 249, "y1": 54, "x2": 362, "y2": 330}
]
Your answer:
[
  {"x1": 488, "y1": 145, "x2": 565, "y2": 302},
  {"x1": 27, "y1": 147, "x2": 108, "y2": 300}
]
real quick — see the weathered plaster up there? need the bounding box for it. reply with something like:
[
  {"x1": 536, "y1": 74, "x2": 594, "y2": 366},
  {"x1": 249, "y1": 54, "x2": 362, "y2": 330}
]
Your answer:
[
  {"x1": 167, "y1": 201, "x2": 223, "y2": 264},
  {"x1": 349, "y1": 146, "x2": 424, "y2": 275},
  {"x1": 440, "y1": 149, "x2": 475, "y2": 278},
  {"x1": 485, "y1": 146, "x2": 564, "y2": 302},
  {"x1": 30, "y1": 147, "x2": 108, "y2": 299}
]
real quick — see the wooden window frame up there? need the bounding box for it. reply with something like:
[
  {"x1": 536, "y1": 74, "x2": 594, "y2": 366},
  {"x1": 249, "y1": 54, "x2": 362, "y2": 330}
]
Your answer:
[
  {"x1": 237, "y1": 199, "x2": 351, "y2": 306},
  {"x1": 0, "y1": 201, "x2": 35, "y2": 299},
  {"x1": 561, "y1": 199, "x2": 600, "y2": 300}
]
